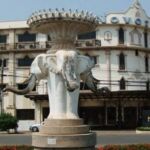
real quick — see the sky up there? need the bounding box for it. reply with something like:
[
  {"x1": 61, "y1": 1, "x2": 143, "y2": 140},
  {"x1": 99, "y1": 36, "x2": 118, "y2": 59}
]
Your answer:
[{"x1": 0, "y1": 0, "x2": 149, "y2": 21}]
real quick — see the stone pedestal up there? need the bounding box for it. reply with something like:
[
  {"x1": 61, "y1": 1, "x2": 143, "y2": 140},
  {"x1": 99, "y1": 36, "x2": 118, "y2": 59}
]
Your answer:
[{"x1": 32, "y1": 119, "x2": 96, "y2": 150}]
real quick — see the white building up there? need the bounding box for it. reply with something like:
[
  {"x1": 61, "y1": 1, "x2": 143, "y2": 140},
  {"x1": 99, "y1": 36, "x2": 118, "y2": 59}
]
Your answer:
[{"x1": 0, "y1": 0, "x2": 150, "y2": 130}]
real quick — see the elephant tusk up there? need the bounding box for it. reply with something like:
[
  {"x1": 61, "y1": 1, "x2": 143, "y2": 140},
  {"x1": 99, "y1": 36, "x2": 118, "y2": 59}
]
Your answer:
[{"x1": 3, "y1": 74, "x2": 37, "y2": 95}]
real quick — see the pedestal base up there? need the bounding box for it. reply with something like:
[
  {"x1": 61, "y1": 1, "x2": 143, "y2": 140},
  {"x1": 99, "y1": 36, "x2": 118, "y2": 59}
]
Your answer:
[{"x1": 32, "y1": 119, "x2": 96, "y2": 149}]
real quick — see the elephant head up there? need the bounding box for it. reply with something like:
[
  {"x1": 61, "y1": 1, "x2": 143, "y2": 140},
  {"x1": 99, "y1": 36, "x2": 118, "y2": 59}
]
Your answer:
[
  {"x1": 3, "y1": 51, "x2": 104, "y2": 95},
  {"x1": 55, "y1": 50, "x2": 79, "y2": 92}
]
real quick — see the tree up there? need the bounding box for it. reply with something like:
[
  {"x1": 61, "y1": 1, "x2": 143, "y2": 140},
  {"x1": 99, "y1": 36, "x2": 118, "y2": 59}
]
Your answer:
[{"x1": 0, "y1": 113, "x2": 18, "y2": 133}]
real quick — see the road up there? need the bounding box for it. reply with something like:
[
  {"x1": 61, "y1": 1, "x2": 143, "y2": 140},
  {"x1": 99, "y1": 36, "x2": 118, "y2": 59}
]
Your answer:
[
  {"x1": 0, "y1": 131, "x2": 150, "y2": 146},
  {"x1": 94, "y1": 131, "x2": 150, "y2": 146},
  {"x1": 0, "y1": 132, "x2": 32, "y2": 145}
]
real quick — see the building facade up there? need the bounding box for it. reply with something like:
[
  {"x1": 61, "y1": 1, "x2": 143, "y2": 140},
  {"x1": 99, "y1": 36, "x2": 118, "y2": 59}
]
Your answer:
[{"x1": 0, "y1": 0, "x2": 150, "y2": 130}]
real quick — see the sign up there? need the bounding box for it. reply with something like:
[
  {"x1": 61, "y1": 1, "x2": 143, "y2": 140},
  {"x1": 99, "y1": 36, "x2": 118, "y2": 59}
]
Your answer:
[
  {"x1": 47, "y1": 138, "x2": 57, "y2": 145},
  {"x1": 109, "y1": 16, "x2": 149, "y2": 27}
]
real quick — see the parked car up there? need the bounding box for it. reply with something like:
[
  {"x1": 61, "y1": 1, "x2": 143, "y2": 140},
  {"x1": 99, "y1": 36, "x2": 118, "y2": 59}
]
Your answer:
[{"x1": 29, "y1": 122, "x2": 44, "y2": 132}]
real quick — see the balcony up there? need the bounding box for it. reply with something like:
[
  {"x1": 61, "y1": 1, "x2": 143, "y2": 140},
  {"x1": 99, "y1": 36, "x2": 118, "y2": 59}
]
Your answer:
[
  {"x1": 15, "y1": 42, "x2": 40, "y2": 50},
  {"x1": 0, "y1": 43, "x2": 10, "y2": 50},
  {"x1": 75, "y1": 39, "x2": 101, "y2": 48},
  {"x1": 45, "y1": 41, "x2": 52, "y2": 49}
]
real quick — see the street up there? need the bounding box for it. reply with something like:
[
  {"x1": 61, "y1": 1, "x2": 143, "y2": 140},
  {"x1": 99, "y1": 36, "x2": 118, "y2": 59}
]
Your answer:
[
  {"x1": 0, "y1": 132, "x2": 32, "y2": 145},
  {"x1": 0, "y1": 131, "x2": 149, "y2": 146},
  {"x1": 94, "y1": 131, "x2": 150, "y2": 146}
]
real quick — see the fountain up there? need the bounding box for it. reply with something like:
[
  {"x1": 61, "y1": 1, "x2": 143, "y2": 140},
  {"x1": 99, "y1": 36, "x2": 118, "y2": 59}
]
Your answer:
[{"x1": 5, "y1": 8, "x2": 100, "y2": 150}]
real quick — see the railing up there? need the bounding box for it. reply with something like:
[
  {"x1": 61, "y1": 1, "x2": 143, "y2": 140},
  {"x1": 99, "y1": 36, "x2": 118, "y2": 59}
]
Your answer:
[
  {"x1": 0, "y1": 43, "x2": 10, "y2": 50},
  {"x1": 0, "y1": 39, "x2": 101, "y2": 51},
  {"x1": 15, "y1": 42, "x2": 40, "y2": 50},
  {"x1": 75, "y1": 39, "x2": 101, "y2": 47},
  {"x1": 45, "y1": 41, "x2": 52, "y2": 48}
]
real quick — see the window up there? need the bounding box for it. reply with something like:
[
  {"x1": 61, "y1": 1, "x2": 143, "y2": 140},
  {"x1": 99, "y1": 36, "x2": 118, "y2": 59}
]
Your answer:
[
  {"x1": 145, "y1": 56, "x2": 149, "y2": 72},
  {"x1": 119, "y1": 77, "x2": 126, "y2": 90},
  {"x1": 104, "y1": 31, "x2": 112, "y2": 41},
  {"x1": 146, "y1": 80, "x2": 149, "y2": 91},
  {"x1": 130, "y1": 29, "x2": 142, "y2": 45},
  {"x1": 118, "y1": 28, "x2": 124, "y2": 44},
  {"x1": 144, "y1": 32, "x2": 148, "y2": 48},
  {"x1": 91, "y1": 56, "x2": 97, "y2": 65},
  {"x1": 107, "y1": 107, "x2": 116, "y2": 125},
  {"x1": 0, "y1": 84, "x2": 6, "y2": 90},
  {"x1": 78, "y1": 31, "x2": 96, "y2": 40},
  {"x1": 135, "y1": 50, "x2": 139, "y2": 56},
  {"x1": 16, "y1": 109, "x2": 35, "y2": 120},
  {"x1": 47, "y1": 35, "x2": 51, "y2": 41},
  {"x1": 18, "y1": 56, "x2": 34, "y2": 67},
  {"x1": 80, "y1": 82, "x2": 89, "y2": 90},
  {"x1": 119, "y1": 53, "x2": 125, "y2": 70},
  {"x1": 0, "y1": 59, "x2": 7, "y2": 67},
  {"x1": 17, "y1": 83, "x2": 36, "y2": 91},
  {"x1": 0, "y1": 35, "x2": 7, "y2": 43},
  {"x1": 18, "y1": 31, "x2": 36, "y2": 42}
]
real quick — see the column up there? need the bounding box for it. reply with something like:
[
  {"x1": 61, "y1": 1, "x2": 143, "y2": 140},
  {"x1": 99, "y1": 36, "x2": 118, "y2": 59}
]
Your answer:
[
  {"x1": 35, "y1": 100, "x2": 42, "y2": 123},
  {"x1": 6, "y1": 53, "x2": 16, "y2": 116},
  {"x1": 8, "y1": 29, "x2": 15, "y2": 49},
  {"x1": 105, "y1": 51, "x2": 111, "y2": 90}
]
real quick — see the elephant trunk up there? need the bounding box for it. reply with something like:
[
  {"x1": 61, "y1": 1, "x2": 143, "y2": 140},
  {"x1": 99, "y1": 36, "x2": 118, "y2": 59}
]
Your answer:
[
  {"x1": 3, "y1": 74, "x2": 37, "y2": 95},
  {"x1": 62, "y1": 68, "x2": 79, "y2": 92}
]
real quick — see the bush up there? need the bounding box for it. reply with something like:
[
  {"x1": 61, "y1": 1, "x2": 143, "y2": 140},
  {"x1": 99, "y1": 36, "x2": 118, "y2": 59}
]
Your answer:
[
  {"x1": 98, "y1": 144, "x2": 150, "y2": 150},
  {"x1": 136, "y1": 126, "x2": 150, "y2": 131},
  {"x1": 0, "y1": 113, "x2": 18, "y2": 133}
]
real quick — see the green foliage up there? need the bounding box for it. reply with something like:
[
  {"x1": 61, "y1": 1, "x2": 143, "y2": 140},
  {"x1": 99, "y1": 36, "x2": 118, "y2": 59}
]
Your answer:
[
  {"x1": 0, "y1": 113, "x2": 18, "y2": 132},
  {"x1": 98, "y1": 144, "x2": 150, "y2": 150},
  {"x1": 136, "y1": 126, "x2": 150, "y2": 131}
]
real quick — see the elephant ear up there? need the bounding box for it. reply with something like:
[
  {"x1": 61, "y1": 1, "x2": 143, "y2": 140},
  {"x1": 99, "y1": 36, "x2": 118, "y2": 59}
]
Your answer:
[
  {"x1": 77, "y1": 55, "x2": 94, "y2": 74},
  {"x1": 30, "y1": 54, "x2": 48, "y2": 81},
  {"x1": 46, "y1": 54, "x2": 59, "y2": 74},
  {"x1": 78, "y1": 55, "x2": 99, "y2": 93}
]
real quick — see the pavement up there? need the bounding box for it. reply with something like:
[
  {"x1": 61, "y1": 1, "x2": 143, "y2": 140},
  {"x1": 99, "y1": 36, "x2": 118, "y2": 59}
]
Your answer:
[
  {"x1": 0, "y1": 130, "x2": 147, "y2": 135},
  {"x1": 94, "y1": 130, "x2": 137, "y2": 135},
  {"x1": 0, "y1": 130, "x2": 150, "y2": 146}
]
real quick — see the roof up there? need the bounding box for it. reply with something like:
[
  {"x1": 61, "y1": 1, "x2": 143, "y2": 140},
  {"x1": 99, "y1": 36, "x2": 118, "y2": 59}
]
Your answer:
[{"x1": 25, "y1": 90, "x2": 150, "y2": 101}]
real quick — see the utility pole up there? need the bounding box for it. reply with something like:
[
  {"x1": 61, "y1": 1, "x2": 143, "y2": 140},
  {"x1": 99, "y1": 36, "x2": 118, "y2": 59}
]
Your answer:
[{"x1": 0, "y1": 59, "x2": 4, "y2": 114}]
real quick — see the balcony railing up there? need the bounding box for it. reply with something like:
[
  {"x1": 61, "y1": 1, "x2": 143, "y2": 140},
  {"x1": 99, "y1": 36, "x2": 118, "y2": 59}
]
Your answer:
[
  {"x1": 75, "y1": 39, "x2": 101, "y2": 47},
  {"x1": 0, "y1": 43, "x2": 10, "y2": 50},
  {"x1": 0, "y1": 39, "x2": 101, "y2": 51},
  {"x1": 15, "y1": 42, "x2": 40, "y2": 50}
]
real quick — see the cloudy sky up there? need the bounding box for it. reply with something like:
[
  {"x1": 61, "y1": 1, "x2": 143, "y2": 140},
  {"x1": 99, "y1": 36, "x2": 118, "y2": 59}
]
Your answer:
[{"x1": 0, "y1": 0, "x2": 149, "y2": 21}]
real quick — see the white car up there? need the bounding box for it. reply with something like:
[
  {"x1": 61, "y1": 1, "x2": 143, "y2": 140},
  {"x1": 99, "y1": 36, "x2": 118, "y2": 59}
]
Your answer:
[{"x1": 29, "y1": 122, "x2": 44, "y2": 132}]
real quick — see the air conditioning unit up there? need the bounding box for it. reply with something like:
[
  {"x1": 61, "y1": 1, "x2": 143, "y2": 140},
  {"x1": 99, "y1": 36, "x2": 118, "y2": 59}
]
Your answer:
[{"x1": 18, "y1": 44, "x2": 25, "y2": 49}]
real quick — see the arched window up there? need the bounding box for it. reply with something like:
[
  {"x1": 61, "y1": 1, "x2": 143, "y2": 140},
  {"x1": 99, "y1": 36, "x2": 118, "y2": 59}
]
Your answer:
[
  {"x1": 118, "y1": 28, "x2": 124, "y2": 44},
  {"x1": 0, "y1": 59, "x2": 7, "y2": 67},
  {"x1": 119, "y1": 77, "x2": 126, "y2": 90},
  {"x1": 144, "y1": 31, "x2": 148, "y2": 48},
  {"x1": 146, "y1": 80, "x2": 149, "y2": 91},
  {"x1": 130, "y1": 29, "x2": 142, "y2": 45},
  {"x1": 145, "y1": 56, "x2": 149, "y2": 72},
  {"x1": 119, "y1": 52, "x2": 125, "y2": 70},
  {"x1": 104, "y1": 31, "x2": 112, "y2": 41}
]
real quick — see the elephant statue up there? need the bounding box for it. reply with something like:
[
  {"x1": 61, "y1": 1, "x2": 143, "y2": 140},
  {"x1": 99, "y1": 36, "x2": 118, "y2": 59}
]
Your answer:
[{"x1": 4, "y1": 50, "x2": 100, "y2": 119}]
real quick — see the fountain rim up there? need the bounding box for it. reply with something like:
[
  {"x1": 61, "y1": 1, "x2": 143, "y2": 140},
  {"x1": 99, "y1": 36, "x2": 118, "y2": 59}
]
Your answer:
[{"x1": 27, "y1": 8, "x2": 100, "y2": 34}]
